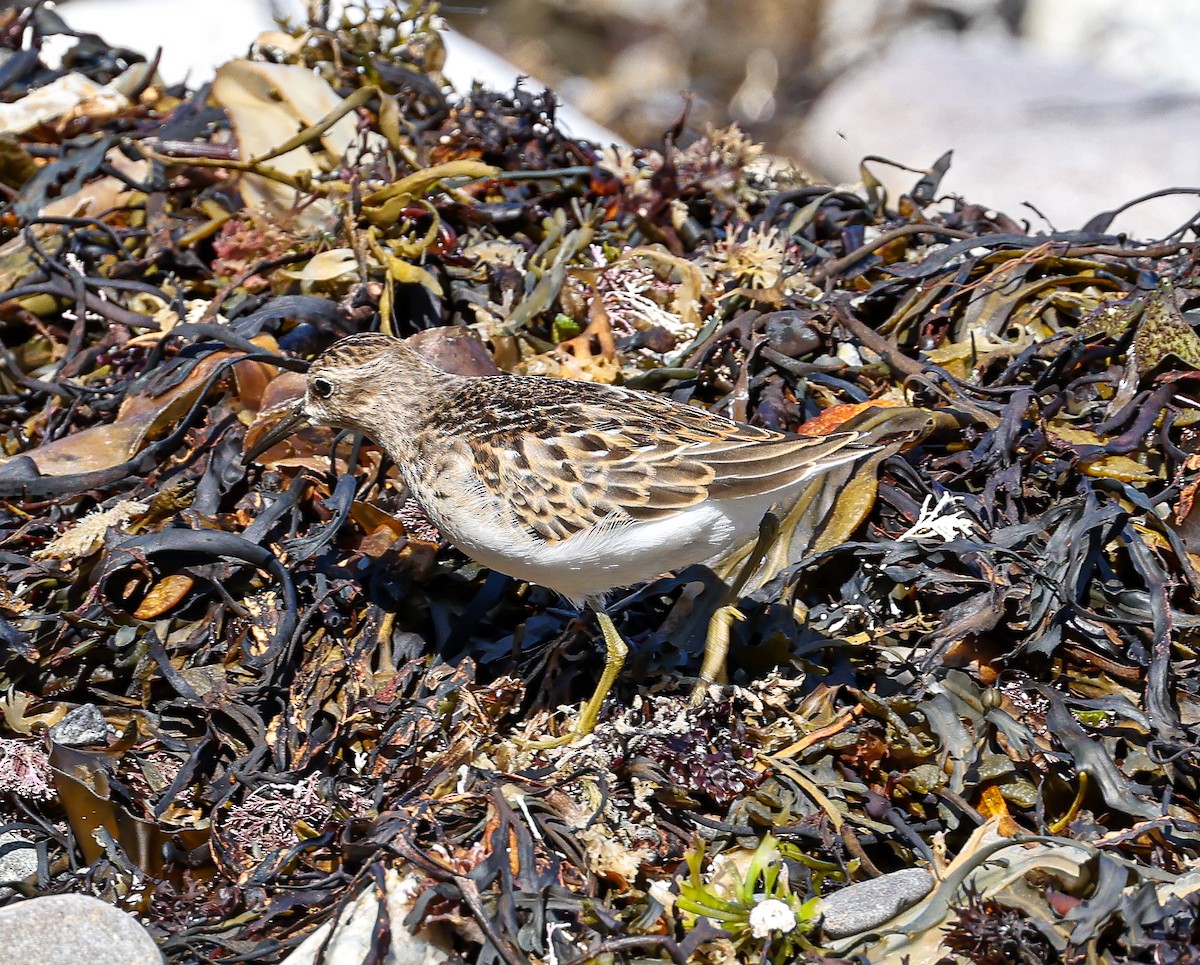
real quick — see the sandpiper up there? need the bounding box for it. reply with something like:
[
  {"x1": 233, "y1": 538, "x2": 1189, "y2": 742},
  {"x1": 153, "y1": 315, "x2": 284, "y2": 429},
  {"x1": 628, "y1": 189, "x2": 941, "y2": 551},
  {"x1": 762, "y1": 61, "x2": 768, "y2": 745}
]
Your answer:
[{"x1": 250, "y1": 332, "x2": 891, "y2": 738}]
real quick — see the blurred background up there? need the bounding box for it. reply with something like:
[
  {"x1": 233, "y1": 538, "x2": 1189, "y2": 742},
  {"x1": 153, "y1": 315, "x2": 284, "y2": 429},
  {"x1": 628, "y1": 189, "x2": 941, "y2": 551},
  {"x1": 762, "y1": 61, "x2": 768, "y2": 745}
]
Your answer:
[{"x1": 57, "y1": 0, "x2": 1200, "y2": 237}]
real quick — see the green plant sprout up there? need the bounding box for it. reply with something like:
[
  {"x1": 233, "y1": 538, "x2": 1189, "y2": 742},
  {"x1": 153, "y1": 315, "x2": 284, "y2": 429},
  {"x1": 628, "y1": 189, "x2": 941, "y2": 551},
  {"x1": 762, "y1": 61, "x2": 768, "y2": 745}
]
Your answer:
[{"x1": 676, "y1": 834, "x2": 846, "y2": 962}]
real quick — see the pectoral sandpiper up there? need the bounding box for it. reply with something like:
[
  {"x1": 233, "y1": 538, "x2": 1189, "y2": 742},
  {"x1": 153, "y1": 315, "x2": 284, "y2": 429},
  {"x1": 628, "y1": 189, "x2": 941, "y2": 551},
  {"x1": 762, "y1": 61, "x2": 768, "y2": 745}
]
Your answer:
[{"x1": 250, "y1": 332, "x2": 889, "y2": 739}]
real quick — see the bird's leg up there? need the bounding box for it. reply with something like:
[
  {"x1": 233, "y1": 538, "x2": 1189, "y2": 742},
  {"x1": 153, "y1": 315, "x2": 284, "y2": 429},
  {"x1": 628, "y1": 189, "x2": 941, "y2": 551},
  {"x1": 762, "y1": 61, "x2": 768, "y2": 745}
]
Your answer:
[
  {"x1": 728, "y1": 510, "x2": 781, "y2": 600},
  {"x1": 692, "y1": 605, "x2": 745, "y2": 702},
  {"x1": 576, "y1": 608, "x2": 628, "y2": 736},
  {"x1": 516, "y1": 606, "x2": 628, "y2": 749},
  {"x1": 690, "y1": 512, "x2": 779, "y2": 705}
]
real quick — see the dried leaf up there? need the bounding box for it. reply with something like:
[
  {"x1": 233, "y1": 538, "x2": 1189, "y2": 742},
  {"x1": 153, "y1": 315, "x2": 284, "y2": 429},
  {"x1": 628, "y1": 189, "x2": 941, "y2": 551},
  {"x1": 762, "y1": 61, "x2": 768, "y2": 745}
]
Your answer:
[
  {"x1": 1049, "y1": 423, "x2": 1160, "y2": 483},
  {"x1": 132, "y1": 574, "x2": 196, "y2": 620},
  {"x1": 282, "y1": 248, "x2": 360, "y2": 283}
]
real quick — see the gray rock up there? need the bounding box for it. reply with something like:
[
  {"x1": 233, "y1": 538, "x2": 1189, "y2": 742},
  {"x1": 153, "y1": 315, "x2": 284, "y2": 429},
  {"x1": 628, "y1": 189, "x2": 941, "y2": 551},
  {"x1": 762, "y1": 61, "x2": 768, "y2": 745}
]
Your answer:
[
  {"x1": 0, "y1": 894, "x2": 164, "y2": 965},
  {"x1": 818, "y1": 867, "x2": 934, "y2": 939},
  {"x1": 0, "y1": 832, "x2": 38, "y2": 898},
  {"x1": 798, "y1": 32, "x2": 1200, "y2": 239},
  {"x1": 49, "y1": 704, "x2": 113, "y2": 746}
]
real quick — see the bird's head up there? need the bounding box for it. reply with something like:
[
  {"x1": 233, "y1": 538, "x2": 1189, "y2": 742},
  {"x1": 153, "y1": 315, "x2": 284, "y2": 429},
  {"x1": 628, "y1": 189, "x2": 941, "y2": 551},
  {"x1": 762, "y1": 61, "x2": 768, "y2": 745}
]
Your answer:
[
  {"x1": 245, "y1": 332, "x2": 437, "y2": 462},
  {"x1": 303, "y1": 332, "x2": 418, "y2": 432}
]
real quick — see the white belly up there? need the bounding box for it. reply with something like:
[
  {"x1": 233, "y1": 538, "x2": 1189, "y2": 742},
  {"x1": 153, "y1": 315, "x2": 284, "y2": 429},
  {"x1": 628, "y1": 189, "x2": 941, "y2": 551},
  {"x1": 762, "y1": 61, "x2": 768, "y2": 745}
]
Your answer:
[{"x1": 417, "y1": 479, "x2": 771, "y2": 605}]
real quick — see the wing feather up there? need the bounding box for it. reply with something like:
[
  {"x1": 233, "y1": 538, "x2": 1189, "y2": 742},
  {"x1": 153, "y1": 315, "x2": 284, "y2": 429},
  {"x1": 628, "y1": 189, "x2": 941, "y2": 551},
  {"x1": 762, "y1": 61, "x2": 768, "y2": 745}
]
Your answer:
[{"x1": 446, "y1": 377, "x2": 881, "y2": 543}]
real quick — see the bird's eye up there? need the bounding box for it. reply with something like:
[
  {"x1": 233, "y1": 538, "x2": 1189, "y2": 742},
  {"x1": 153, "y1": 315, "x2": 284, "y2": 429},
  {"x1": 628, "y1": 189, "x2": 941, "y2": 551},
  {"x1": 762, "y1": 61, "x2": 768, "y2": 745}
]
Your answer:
[{"x1": 312, "y1": 377, "x2": 334, "y2": 399}]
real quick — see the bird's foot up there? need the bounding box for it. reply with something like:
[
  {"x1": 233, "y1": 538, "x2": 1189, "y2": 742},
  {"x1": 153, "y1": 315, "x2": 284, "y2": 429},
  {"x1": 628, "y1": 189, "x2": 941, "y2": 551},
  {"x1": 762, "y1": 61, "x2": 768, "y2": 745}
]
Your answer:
[
  {"x1": 512, "y1": 711, "x2": 598, "y2": 749},
  {"x1": 689, "y1": 604, "x2": 745, "y2": 706}
]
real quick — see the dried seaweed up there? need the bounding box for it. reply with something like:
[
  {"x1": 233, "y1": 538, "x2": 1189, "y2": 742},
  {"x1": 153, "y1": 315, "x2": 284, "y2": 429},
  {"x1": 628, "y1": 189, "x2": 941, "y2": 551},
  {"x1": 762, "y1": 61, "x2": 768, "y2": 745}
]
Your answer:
[{"x1": 0, "y1": 2, "x2": 1199, "y2": 963}]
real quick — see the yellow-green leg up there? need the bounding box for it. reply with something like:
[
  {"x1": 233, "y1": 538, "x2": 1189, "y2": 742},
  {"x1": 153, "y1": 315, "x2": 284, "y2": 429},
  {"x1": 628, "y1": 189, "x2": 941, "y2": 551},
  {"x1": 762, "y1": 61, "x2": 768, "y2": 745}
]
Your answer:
[
  {"x1": 691, "y1": 604, "x2": 745, "y2": 704},
  {"x1": 519, "y1": 607, "x2": 628, "y2": 748},
  {"x1": 690, "y1": 512, "x2": 779, "y2": 704},
  {"x1": 575, "y1": 609, "x2": 628, "y2": 735}
]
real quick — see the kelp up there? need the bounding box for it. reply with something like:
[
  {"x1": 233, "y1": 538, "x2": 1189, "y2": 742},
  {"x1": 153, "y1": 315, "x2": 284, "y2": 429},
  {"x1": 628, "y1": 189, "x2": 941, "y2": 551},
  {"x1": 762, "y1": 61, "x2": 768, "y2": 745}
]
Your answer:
[{"x1": 0, "y1": 2, "x2": 1198, "y2": 963}]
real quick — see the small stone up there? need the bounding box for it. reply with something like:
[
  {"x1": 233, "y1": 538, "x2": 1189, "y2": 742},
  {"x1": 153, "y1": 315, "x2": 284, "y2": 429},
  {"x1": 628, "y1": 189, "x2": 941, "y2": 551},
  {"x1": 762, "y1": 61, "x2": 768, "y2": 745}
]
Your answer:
[
  {"x1": 817, "y1": 868, "x2": 934, "y2": 939},
  {"x1": 0, "y1": 894, "x2": 163, "y2": 965},
  {"x1": 49, "y1": 704, "x2": 113, "y2": 747},
  {"x1": 764, "y1": 310, "x2": 820, "y2": 357},
  {"x1": 0, "y1": 832, "x2": 38, "y2": 898}
]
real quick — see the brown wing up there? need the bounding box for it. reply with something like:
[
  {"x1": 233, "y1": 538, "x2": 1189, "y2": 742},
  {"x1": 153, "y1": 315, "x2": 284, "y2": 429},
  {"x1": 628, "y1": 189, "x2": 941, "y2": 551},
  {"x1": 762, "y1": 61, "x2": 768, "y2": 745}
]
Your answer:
[{"x1": 444, "y1": 377, "x2": 879, "y2": 543}]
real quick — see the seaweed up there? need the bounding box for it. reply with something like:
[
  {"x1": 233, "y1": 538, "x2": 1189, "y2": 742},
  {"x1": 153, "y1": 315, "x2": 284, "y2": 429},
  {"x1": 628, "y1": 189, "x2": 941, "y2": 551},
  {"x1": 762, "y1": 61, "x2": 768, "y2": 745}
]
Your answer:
[{"x1": 0, "y1": 2, "x2": 1198, "y2": 962}]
